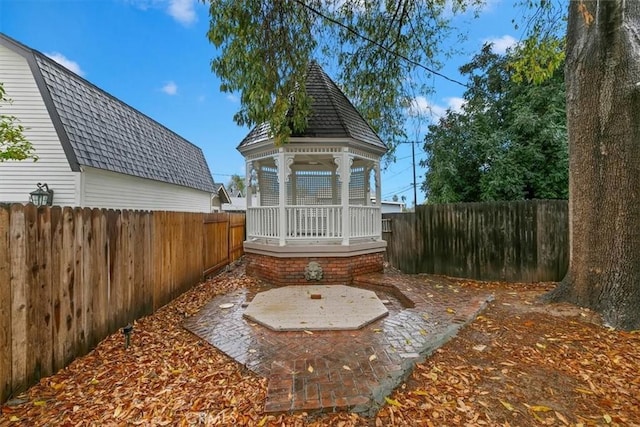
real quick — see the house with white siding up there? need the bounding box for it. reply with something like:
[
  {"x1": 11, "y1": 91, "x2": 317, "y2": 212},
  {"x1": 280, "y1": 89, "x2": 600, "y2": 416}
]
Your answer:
[{"x1": 0, "y1": 33, "x2": 218, "y2": 213}]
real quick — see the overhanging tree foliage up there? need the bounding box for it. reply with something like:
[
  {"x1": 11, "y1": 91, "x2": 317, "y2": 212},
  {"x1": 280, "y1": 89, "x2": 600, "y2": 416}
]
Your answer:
[
  {"x1": 206, "y1": 0, "x2": 482, "y2": 149},
  {"x1": 1, "y1": 82, "x2": 36, "y2": 162},
  {"x1": 421, "y1": 44, "x2": 568, "y2": 203}
]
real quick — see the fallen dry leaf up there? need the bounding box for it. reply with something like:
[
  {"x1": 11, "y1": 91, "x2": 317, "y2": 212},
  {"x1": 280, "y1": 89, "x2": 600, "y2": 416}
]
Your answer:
[
  {"x1": 1, "y1": 262, "x2": 639, "y2": 427},
  {"x1": 526, "y1": 404, "x2": 553, "y2": 412},
  {"x1": 384, "y1": 397, "x2": 402, "y2": 407},
  {"x1": 499, "y1": 400, "x2": 515, "y2": 411}
]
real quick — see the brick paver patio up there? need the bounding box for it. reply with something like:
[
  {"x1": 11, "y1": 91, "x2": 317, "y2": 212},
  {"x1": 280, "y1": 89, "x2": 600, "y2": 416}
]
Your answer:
[{"x1": 183, "y1": 273, "x2": 492, "y2": 415}]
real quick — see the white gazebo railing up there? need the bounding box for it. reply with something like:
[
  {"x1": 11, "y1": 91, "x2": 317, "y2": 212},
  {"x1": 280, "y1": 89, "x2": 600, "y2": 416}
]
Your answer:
[
  {"x1": 286, "y1": 205, "x2": 342, "y2": 239},
  {"x1": 350, "y1": 206, "x2": 381, "y2": 238},
  {"x1": 247, "y1": 205, "x2": 382, "y2": 244},
  {"x1": 246, "y1": 206, "x2": 279, "y2": 239}
]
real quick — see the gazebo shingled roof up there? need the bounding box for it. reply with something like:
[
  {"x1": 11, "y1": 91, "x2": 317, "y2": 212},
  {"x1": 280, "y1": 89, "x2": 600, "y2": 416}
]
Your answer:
[{"x1": 237, "y1": 61, "x2": 387, "y2": 151}]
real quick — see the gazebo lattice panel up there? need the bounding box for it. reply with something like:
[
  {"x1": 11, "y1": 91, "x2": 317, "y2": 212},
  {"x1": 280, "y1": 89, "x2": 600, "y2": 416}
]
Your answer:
[
  {"x1": 289, "y1": 170, "x2": 337, "y2": 205},
  {"x1": 258, "y1": 166, "x2": 279, "y2": 206}
]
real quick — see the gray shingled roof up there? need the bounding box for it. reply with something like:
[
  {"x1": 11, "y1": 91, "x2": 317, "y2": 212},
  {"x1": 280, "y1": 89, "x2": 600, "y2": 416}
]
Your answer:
[
  {"x1": 212, "y1": 183, "x2": 231, "y2": 204},
  {"x1": 1, "y1": 33, "x2": 215, "y2": 193},
  {"x1": 238, "y1": 62, "x2": 386, "y2": 151}
]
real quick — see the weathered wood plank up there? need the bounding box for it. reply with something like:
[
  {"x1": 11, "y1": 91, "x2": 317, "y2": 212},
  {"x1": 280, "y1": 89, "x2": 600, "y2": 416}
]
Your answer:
[
  {"x1": 121, "y1": 209, "x2": 132, "y2": 327},
  {"x1": 10, "y1": 204, "x2": 28, "y2": 393},
  {"x1": 141, "y1": 212, "x2": 153, "y2": 317},
  {"x1": 74, "y1": 208, "x2": 90, "y2": 355},
  {"x1": 54, "y1": 208, "x2": 76, "y2": 370},
  {"x1": 152, "y1": 211, "x2": 164, "y2": 311},
  {"x1": 49, "y1": 206, "x2": 63, "y2": 372},
  {"x1": 91, "y1": 209, "x2": 108, "y2": 347},
  {"x1": 21, "y1": 204, "x2": 41, "y2": 388},
  {"x1": 131, "y1": 213, "x2": 143, "y2": 321},
  {"x1": 108, "y1": 209, "x2": 118, "y2": 328},
  {"x1": 35, "y1": 206, "x2": 54, "y2": 381},
  {"x1": 0, "y1": 205, "x2": 11, "y2": 403}
]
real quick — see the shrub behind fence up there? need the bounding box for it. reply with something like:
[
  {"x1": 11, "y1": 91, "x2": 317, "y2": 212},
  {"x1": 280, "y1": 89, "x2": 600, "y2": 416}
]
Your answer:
[
  {"x1": 0, "y1": 204, "x2": 245, "y2": 403},
  {"x1": 383, "y1": 200, "x2": 568, "y2": 282}
]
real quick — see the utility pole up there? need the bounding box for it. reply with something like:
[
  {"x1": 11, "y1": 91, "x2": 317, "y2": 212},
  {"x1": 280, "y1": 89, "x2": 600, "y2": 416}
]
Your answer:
[
  {"x1": 397, "y1": 140, "x2": 419, "y2": 209},
  {"x1": 411, "y1": 140, "x2": 417, "y2": 210},
  {"x1": 411, "y1": 141, "x2": 418, "y2": 212}
]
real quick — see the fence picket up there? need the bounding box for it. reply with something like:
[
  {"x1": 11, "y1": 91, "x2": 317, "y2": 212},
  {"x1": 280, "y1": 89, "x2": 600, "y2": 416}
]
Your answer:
[
  {"x1": 10, "y1": 204, "x2": 28, "y2": 394},
  {"x1": 0, "y1": 206, "x2": 11, "y2": 403}
]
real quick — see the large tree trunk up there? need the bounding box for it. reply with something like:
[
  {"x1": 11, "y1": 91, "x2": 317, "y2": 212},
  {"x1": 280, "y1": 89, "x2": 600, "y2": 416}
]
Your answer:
[{"x1": 545, "y1": 0, "x2": 640, "y2": 330}]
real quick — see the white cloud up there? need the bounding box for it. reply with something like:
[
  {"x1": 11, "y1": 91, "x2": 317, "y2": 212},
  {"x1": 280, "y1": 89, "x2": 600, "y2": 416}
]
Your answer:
[
  {"x1": 444, "y1": 97, "x2": 466, "y2": 113},
  {"x1": 483, "y1": 35, "x2": 518, "y2": 55},
  {"x1": 45, "y1": 52, "x2": 85, "y2": 76},
  {"x1": 408, "y1": 96, "x2": 431, "y2": 117},
  {"x1": 408, "y1": 96, "x2": 466, "y2": 121},
  {"x1": 161, "y1": 81, "x2": 178, "y2": 95},
  {"x1": 126, "y1": 0, "x2": 197, "y2": 25},
  {"x1": 226, "y1": 94, "x2": 239, "y2": 103},
  {"x1": 167, "y1": 0, "x2": 196, "y2": 25}
]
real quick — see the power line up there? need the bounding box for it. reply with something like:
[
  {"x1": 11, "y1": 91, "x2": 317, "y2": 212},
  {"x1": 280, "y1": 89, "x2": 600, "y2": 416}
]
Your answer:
[
  {"x1": 383, "y1": 184, "x2": 414, "y2": 199},
  {"x1": 293, "y1": 0, "x2": 469, "y2": 88}
]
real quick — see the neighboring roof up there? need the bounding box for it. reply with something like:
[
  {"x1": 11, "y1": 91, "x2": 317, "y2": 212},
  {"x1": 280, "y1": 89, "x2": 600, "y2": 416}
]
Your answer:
[
  {"x1": 238, "y1": 61, "x2": 386, "y2": 151},
  {"x1": 212, "y1": 183, "x2": 231, "y2": 204},
  {"x1": 0, "y1": 33, "x2": 216, "y2": 193}
]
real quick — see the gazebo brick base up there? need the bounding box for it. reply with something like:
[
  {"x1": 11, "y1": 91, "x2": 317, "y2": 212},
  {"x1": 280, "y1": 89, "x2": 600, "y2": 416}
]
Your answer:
[{"x1": 245, "y1": 252, "x2": 385, "y2": 286}]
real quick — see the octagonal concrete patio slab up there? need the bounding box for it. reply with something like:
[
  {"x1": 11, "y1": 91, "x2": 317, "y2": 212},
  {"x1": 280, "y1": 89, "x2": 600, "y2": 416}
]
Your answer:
[{"x1": 243, "y1": 285, "x2": 388, "y2": 331}]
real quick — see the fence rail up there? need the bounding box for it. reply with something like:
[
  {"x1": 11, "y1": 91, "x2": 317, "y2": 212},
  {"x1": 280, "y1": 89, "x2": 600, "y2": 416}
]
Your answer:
[
  {"x1": 383, "y1": 200, "x2": 568, "y2": 282},
  {"x1": 0, "y1": 204, "x2": 245, "y2": 403}
]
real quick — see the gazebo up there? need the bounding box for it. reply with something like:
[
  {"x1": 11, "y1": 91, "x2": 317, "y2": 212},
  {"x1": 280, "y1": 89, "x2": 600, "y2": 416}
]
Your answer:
[{"x1": 238, "y1": 62, "x2": 387, "y2": 285}]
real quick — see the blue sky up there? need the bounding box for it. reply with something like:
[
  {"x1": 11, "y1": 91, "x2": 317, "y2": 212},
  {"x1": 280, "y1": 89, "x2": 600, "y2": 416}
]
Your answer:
[{"x1": 0, "y1": 0, "x2": 525, "y2": 205}]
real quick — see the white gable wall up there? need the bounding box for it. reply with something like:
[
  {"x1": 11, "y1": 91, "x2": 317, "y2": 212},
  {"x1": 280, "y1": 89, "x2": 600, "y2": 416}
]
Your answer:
[
  {"x1": 0, "y1": 44, "x2": 79, "y2": 205},
  {"x1": 82, "y1": 167, "x2": 212, "y2": 212}
]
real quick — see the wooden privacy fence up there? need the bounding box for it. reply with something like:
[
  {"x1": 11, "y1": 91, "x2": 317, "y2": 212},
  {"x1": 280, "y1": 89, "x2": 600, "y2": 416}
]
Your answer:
[
  {"x1": 383, "y1": 200, "x2": 568, "y2": 282},
  {"x1": 203, "y1": 213, "x2": 245, "y2": 276},
  {"x1": 0, "y1": 205, "x2": 245, "y2": 403}
]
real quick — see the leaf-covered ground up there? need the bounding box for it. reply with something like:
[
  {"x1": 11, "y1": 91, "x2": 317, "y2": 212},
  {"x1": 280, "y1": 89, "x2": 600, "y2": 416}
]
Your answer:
[{"x1": 2, "y1": 261, "x2": 639, "y2": 426}]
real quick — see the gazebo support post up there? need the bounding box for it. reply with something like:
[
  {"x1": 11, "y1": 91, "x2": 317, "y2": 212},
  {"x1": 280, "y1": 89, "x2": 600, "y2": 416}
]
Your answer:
[{"x1": 277, "y1": 150, "x2": 286, "y2": 246}]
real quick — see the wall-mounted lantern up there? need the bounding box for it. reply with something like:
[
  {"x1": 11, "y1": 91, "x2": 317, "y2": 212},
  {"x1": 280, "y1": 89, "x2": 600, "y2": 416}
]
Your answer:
[{"x1": 29, "y1": 182, "x2": 54, "y2": 207}]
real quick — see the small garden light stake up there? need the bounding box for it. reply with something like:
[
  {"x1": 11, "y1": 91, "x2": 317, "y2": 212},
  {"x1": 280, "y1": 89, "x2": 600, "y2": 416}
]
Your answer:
[{"x1": 122, "y1": 324, "x2": 133, "y2": 349}]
